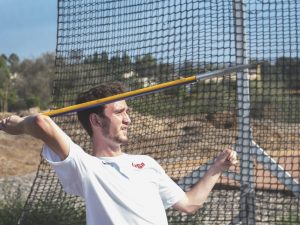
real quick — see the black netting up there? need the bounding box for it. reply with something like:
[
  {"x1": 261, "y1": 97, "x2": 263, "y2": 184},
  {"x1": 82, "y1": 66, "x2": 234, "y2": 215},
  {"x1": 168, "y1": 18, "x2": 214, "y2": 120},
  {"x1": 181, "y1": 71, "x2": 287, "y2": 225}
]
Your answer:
[{"x1": 18, "y1": 0, "x2": 299, "y2": 224}]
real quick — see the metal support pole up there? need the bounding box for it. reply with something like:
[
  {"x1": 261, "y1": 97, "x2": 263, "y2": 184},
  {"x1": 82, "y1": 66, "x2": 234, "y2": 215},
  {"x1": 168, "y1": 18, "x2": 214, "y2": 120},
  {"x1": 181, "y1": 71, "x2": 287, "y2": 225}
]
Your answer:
[{"x1": 233, "y1": 0, "x2": 256, "y2": 224}]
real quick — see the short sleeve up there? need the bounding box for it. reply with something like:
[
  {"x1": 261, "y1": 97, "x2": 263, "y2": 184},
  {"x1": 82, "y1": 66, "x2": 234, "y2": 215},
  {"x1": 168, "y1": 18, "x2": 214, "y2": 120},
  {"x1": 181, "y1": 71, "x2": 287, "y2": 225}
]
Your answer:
[
  {"x1": 158, "y1": 170, "x2": 186, "y2": 209},
  {"x1": 42, "y1": 140, "x2": 89, "y2": 197},
  {"x1": 147, "y1": 157, "x2": 186, "y2": 209}
]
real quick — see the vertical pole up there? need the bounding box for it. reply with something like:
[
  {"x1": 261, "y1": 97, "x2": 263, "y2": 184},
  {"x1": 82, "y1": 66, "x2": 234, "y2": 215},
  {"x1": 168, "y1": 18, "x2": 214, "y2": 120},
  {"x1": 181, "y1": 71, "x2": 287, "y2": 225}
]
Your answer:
[{"x1": 232, "y1": 0, "x2": 256, "y2": 224}]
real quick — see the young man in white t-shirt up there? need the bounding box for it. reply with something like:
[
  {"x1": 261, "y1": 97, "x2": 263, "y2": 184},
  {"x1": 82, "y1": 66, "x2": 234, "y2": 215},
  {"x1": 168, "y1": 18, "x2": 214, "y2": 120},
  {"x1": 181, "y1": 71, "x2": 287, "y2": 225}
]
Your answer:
[{"x1": 0, "y1": 82, "x2": 237, "y2": 225}]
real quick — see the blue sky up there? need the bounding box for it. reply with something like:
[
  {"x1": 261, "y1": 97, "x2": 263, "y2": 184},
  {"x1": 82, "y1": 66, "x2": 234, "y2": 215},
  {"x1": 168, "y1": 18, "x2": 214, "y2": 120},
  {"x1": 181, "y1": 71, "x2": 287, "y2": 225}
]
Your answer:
[
  {"x1": 0, "y1": 0, "x2": 296, "y2": 61},
  {"x1": 0, "y1": 0, "x2": 57, "y2": 59}
]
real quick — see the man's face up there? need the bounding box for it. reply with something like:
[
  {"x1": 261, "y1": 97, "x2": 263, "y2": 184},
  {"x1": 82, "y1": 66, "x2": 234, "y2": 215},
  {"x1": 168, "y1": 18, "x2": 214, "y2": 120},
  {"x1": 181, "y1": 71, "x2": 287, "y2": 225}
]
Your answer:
[{"x1": 101, "y1": 100, "x2": 131, "y2": 144}]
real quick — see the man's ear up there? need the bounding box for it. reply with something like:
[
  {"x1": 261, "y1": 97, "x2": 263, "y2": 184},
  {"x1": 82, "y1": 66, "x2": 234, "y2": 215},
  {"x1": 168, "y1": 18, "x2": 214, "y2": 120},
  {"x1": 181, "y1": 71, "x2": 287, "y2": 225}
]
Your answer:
[{"x1": 89, "y1": 113, "x2": 102, "y2": 127}]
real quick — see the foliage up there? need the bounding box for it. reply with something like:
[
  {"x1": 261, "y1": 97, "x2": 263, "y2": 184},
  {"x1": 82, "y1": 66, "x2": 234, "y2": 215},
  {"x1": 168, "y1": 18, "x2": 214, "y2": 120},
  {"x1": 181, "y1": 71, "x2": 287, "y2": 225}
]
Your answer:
[
  {"x1": 0, "y1": 179, "x2": 86, "y2": 225},
  {"x1": 21, "y1": 202, "x2": 86, "y2": 225},
  {"x1": 0, "y1": 53, "x2": 55, "y2": 111},
  {"x1": 0, "y1": 180, "x2": 25, "y2": 225},
  {"x1": 0, "y1": 55, "x2": 13, "y2": 111},
  {"x1": 278, "y1": 211, "x2": 300, "y2": 225},
  {"x1": 275, "y1": 57, "x2": 300, "y2": 90},
  {"x1": 260, "y1": 58, "x2": 300, "y2": 90},
  {"x1": 1, "y1": 51, "x2": 299, "y2": 122}
]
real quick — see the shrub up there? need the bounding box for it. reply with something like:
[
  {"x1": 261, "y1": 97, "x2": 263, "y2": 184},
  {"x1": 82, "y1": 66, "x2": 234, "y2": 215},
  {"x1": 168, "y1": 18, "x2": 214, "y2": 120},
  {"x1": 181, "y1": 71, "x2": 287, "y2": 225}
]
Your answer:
[{"x1": 0, "y1": 180, "x2": 25, "y2": 225}]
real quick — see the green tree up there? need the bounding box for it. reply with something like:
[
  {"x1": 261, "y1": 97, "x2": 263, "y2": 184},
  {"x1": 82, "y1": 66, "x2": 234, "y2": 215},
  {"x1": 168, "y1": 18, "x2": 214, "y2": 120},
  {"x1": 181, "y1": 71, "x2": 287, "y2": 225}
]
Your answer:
[
  {"x1": 276, "y1": 57, "x2": 300, "y2": 89},
  {"x1": 100, "y1": 52, "x2": 109, "y2": 65},
  {"x1": 134, "y1": 54, "x2": 158, "y2": 77},
  {"x1": 110, "y1": 55, "x2": 123, "y2": 81},
  {"x1": 0, "y1": 55, "x2": 15, "y2": 112},
  {"x1": 156, "y1": 62, "x2": 175, "y2": 83},
  {"x1": 7, "y1": 53, "x2": 20, "y2": 73},
  {"x1": 11, "y1": 53, "x2": 55, "y2": 111},
  {"x1": 121, "y1": 52, "x2": 132, "y2": 73},
  {"x1": 179, "y1": 60, "x2": 205, "y2": 77}
]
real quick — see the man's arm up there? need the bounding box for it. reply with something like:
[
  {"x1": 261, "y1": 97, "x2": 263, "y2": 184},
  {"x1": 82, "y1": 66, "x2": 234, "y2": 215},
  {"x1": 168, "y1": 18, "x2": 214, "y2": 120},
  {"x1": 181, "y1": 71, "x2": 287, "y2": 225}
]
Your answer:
[
  {"x1": 0, "y1": 114, "x2": 69, "y2": 160},
  {"x1": 172, "y1": 148, "x2": 238, "y2": 214}
]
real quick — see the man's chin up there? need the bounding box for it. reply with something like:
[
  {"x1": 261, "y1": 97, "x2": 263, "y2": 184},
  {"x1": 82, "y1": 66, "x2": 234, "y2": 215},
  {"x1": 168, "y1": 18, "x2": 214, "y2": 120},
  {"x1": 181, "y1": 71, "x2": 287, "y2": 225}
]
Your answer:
[{"x1": 115, "y1": 136, "x2": 129, "y2": 145}]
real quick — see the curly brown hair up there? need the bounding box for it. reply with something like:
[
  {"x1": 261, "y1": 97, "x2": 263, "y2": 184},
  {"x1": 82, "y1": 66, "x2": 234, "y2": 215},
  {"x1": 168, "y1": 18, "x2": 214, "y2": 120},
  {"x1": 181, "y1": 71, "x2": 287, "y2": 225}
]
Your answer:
[{"x1": 76, "y1": 82, "x2": 127, "y2": 136}]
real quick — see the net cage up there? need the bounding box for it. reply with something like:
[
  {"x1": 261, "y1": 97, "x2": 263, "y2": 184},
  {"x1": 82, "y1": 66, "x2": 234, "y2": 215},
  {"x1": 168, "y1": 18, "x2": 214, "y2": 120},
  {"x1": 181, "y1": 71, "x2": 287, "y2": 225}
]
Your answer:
[{"x1": 18, "y1": 0, "x2": 299, "y2": 224}]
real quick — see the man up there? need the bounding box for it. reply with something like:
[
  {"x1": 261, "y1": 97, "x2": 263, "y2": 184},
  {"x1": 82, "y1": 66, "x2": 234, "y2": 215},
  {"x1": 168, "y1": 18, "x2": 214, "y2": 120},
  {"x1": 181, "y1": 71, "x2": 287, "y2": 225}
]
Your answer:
[{"x1": 0, "y1": 82, "x2": 237, "y2": 225}]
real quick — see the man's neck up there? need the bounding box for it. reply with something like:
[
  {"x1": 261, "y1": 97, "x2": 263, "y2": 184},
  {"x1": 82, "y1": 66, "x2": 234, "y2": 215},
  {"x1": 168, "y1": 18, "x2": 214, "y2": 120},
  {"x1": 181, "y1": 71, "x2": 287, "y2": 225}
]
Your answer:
[
  {"x1": 92, "y1": 136, "x2": 122, "y2": 157},
  {"x1": 93, "y1": 149, "x2": 122, "y2": 157}
]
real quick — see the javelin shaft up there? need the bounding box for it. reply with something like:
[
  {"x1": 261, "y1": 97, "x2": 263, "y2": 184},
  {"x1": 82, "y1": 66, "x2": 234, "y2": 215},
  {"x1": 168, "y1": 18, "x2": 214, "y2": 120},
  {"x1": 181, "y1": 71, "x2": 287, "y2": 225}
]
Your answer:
[
  {"x1": 195, "y1": 64, "x2": 252, "y2": 81},
  {"x1": 43, "y1": 64, "x2": 253, "y2": 117},
  {"x1": 43, "y1": 76, "x2": 196, "y2": 117}
]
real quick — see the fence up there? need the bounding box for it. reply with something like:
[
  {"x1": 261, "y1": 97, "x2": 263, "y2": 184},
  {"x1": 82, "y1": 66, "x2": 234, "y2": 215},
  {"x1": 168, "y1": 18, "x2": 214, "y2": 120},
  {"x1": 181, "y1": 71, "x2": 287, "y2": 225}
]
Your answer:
[{"x1": 18, "y1": 0, "x2": 299, "y2": 224}]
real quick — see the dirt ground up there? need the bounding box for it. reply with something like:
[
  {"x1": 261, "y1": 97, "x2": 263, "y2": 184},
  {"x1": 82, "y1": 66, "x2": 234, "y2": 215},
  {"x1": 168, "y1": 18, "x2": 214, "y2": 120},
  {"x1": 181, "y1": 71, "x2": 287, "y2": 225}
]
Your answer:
[
  {"x1": 0, "y1": 113, "x2": 43, "y2": 177},
  {"x1": 0, "y1": 132, "x2": 42, "y2": 177}
]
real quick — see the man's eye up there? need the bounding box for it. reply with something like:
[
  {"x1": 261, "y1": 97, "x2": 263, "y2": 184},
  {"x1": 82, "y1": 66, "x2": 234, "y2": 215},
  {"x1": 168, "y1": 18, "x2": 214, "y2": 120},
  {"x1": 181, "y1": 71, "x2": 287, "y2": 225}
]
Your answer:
[{"x1": 115, "y1": 108, "x2": 130, "y2": 114}]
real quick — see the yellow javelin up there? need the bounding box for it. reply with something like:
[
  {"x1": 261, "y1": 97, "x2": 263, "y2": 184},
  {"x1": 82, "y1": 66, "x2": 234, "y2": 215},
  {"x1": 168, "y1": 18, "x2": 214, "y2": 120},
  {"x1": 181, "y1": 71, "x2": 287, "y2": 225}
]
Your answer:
[{"x1": 43, "y1": 64, "x2": 253, "y2": 117}]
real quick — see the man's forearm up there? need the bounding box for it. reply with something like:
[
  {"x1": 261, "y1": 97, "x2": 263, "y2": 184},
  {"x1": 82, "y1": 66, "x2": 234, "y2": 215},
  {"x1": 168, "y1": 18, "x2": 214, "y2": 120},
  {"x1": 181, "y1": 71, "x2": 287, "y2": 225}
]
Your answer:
[
  {"x1": 185, "y1": 165, "x2": 222, "y2": 211},
  {"x1": 0, "y1": 115, "x2": 39, "y2": 137},
  {"x1": 21, "y1": 115, "x2": 45, "y2": 138},
  {"x1": 0, "y1": 114, "x2": 56, "y2": 141},
  {"x1": 173, "y1": 148, "x2": 237, "y2": 214}
]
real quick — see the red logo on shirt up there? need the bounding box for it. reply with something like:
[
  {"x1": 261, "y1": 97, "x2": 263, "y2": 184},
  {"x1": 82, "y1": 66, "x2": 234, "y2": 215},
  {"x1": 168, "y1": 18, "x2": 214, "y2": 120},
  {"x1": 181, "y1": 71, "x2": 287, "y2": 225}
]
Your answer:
[{"x1": 132, "y1": 162, "x2": 145, "y2": 169}]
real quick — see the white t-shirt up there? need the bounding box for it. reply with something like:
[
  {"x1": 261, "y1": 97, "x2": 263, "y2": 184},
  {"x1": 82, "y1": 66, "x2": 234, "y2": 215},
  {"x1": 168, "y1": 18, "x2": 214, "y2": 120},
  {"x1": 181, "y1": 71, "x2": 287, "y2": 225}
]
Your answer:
[{"x1": 42, "y1": 137, "x2": 185, "y2": 225}]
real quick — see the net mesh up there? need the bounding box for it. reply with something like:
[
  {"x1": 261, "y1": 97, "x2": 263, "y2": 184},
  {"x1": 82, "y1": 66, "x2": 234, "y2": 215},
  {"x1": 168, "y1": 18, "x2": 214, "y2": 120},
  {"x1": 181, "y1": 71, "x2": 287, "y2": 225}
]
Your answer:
[{"x1": 18, "y1": 0, "x2": 299, "y2": 224}]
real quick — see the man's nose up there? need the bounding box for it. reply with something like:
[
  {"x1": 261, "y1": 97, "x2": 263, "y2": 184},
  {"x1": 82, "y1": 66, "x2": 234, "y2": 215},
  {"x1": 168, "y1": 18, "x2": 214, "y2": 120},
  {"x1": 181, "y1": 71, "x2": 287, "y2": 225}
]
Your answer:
[{"x1": 123, "y1": 113, "x2": 131, "y2": 124}]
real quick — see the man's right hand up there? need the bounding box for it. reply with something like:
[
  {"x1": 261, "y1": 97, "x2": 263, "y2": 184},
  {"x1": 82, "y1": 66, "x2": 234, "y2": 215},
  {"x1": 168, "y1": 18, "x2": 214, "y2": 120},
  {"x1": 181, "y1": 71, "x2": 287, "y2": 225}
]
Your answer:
[
  {"x1": 1, "y1": 114, "x2": 70, "y2": 160},
  {"x1": 0, "y1": 115, "x2": 26, "y2": 135}
]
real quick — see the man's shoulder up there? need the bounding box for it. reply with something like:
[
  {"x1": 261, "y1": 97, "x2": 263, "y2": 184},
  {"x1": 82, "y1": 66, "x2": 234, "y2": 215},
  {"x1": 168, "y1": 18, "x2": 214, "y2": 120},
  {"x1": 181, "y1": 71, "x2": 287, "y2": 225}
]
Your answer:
[{"x1": 68, "y1": 141, "x2": 96, "y2": 161}]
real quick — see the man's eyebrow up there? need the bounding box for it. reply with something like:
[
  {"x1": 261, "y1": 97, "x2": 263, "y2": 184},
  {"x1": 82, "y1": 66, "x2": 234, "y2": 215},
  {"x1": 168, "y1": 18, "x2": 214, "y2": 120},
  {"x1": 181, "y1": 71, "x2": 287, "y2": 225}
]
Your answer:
[{"x1": 114, "y1": 106, "x2": 132, "y2": 112}]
